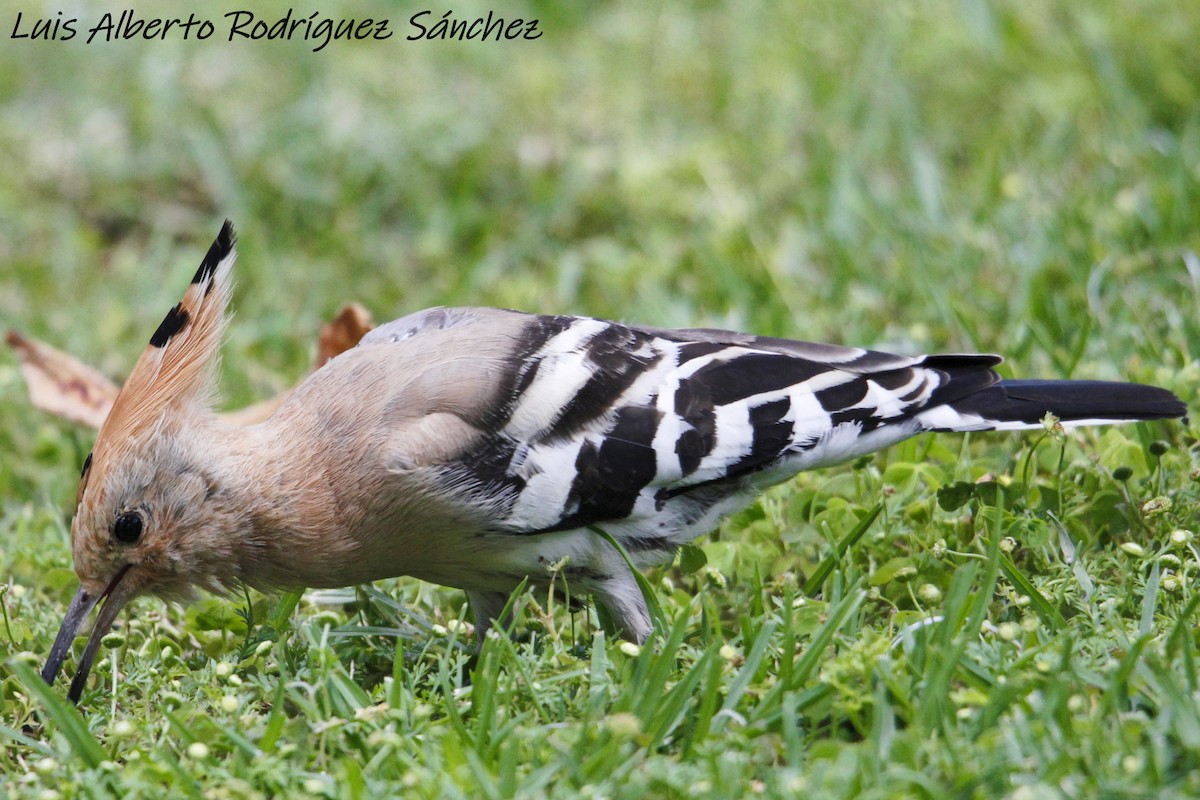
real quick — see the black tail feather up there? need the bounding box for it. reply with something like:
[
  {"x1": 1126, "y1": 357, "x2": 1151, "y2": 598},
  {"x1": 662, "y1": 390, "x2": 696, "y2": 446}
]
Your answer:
[{"x1": 950, "y1": 379, "x2": 1186, "y2": 426}]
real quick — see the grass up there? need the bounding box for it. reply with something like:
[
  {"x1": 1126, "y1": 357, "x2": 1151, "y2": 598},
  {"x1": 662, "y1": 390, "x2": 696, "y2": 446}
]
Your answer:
[{"x1": 1, "y1": 0, "x2": 1198, "y2": 796}]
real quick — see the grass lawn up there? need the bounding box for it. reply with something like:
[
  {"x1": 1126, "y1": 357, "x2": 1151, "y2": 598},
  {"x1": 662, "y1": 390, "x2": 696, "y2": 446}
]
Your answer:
[{"x1": 1, "y1": 0, "x2": 1199, "y2": 796}]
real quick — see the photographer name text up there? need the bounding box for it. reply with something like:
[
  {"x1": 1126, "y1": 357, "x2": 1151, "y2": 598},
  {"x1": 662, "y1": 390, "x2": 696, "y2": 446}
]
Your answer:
[{"x1": 10, "y1": 9, "x2": 542, "y2": 51}]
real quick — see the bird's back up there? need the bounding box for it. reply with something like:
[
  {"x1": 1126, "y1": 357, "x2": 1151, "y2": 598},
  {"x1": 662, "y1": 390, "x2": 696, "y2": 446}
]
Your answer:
[{"x1": 347, "y1": 309, "x2": 1004, "y2": 556}]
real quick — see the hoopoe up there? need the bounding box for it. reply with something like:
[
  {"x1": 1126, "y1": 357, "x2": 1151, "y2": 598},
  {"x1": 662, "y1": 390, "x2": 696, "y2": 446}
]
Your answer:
[{"x1": 42, "y1": 221, "x2": 1186, "y2": 703}]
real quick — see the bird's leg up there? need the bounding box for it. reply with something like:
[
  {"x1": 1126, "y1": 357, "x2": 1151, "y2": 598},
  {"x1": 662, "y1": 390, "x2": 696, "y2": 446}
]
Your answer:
[
  {"x1": 467, "y1": 590, "x2": 511, "y2": 643},
  {"x1": 593, "y1": 570, "x2": 653, "y2": 644}
]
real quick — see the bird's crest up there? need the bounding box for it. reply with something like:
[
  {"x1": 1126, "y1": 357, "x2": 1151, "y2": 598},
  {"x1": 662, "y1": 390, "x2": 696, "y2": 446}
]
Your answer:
[{"x1": 88, "y1": 221, "x2": 236, "y2": 471}]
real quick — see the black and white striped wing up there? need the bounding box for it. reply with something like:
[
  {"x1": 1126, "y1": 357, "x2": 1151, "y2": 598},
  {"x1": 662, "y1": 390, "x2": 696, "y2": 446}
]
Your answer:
[
  {"x1": 364, "y1": 306, "x2": 1182, "y2": 571},
  {"x1": 428, "y1": 312, "x2": 1001, "y2": 543}
]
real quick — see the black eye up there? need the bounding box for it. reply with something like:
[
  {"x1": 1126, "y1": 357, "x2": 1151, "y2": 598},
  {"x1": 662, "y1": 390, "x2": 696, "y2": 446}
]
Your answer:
[{"x1": 113, "y1": 511, "x2": 144, "y2": 545}]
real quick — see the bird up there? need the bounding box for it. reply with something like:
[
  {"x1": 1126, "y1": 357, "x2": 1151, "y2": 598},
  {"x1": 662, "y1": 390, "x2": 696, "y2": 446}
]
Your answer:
[{"x1": 41, "y1": 220, "x2": 1187, "y2": 703}]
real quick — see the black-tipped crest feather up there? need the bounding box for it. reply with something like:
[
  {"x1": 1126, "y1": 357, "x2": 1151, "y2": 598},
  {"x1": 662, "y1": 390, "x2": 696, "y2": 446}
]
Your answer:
[
  {"x1": 191, "y1": 219, "x2": 235, "y2": 288},
  {"x1": 148, "y1": 303, "x2": 190, "y2": 348},
  {"x1": 90, "y1": 220, "x2": 236, "y2": 462}
]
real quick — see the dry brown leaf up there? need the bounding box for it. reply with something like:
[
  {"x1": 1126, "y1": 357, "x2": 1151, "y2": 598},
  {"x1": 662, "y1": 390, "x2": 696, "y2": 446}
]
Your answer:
[
  {"x1": 317, "y1": 303, "x2": 374, "y2": 369},
  {"x1": 5, "y1": 330, "x2": 119, "y2": 429},
  {"x1": 7, "y1": 304, "x2": 376, "y2": 430}
]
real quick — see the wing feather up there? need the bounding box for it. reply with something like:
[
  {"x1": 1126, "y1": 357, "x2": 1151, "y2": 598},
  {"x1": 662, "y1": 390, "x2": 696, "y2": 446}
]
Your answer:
[{"x1": 418, "y1": 313, "x2": 1000, "y2": 540}]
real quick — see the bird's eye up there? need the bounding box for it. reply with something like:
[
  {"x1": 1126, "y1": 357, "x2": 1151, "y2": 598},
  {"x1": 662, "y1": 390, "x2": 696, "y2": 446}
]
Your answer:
[{"x1": 113, "y1": 511, "x2": 144, "y2": 545}]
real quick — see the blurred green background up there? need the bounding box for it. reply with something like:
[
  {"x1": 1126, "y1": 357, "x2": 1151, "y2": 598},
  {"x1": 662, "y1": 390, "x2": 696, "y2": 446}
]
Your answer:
[
  {"x1": 3, "y1": 0, "x2": 1197, "y2": 500},
  {"x1": 1, "y1": 0, "x2": 1198, "y2": 796}
]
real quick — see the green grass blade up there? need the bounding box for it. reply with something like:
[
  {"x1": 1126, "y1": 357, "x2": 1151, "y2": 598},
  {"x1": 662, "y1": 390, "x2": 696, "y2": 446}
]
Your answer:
[
  {"x1": 1105, "y1": 633, "x2": 1152, "y2": 712},
  {"x1": 790, "y1": 586, "x2": 866, "y2": 688},
  {"x1": 997, "y1": 552, "x2": 1067, "y2": 631},
  {"x1": 681, "y1": 644, "x2": 726, "y2": 755},
  {"x1": 645, "y1": 648, "x2": 716, "y2": 747},
  {"x1": 1140, "y1": 559, "x2": 1160, "y2": 637},
  {"x1": 714, "y1": 621, "x2": 778, "y2": 732},
  {"x1": 750, "y1": 585, "x2": 866, "y2": 723},
  {"x1": 916, "y1": 563, "x2": 982, "y2": 731},
  {"x1": 803, "y1": 504, "x2": 882, "y2": 596},
  {"x1": 259, "y1": 681, "x2": 288, "y2": 753},
  {"x1": 0, "y1": 721, "x2": 54, "y2": 756},
  {"x1": 1166, "y1": 594, "x2": 1200, "y2": 692},
  {"x1": 269, "y1": 589, "x2": 304, "y2": 631},
  {"x1": 11, "y1": 660, "x2": 106, "y2": 768},
  {"x1": 619, "y1": 611, "x2": 690, "y2": 722}
]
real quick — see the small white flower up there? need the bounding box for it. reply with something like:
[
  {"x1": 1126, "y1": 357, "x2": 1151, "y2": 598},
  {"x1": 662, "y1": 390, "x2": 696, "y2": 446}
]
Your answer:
[{"x1": 1119, "y1": 542, "x2": 1146, "y2": 558}]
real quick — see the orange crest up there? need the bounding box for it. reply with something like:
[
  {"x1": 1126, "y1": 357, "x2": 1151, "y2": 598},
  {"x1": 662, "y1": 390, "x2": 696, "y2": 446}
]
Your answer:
[{"x1": 83, "y1": 221, "x2": 236, "y2": 488}]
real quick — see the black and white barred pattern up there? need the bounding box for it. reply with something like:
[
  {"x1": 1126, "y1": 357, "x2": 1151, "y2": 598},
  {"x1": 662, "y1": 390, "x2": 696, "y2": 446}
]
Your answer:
[{"x1": 367, "y1": 308, "x2": 1184, "y2": 567}]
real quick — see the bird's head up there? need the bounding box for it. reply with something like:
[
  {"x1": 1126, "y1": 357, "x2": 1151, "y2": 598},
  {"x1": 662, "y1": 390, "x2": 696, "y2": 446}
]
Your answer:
[{"x1": 43, "y1": 221, "x2": 238, "y2": 703}]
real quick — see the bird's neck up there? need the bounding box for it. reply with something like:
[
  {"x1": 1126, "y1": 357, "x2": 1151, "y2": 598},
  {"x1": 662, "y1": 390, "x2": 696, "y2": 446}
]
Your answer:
[
  {"x1": 196, "y1": 413, "x2": 365, "y2": 591},
  {"x1": 191, "y1": 385, "x2": 484, "y2": 594}
]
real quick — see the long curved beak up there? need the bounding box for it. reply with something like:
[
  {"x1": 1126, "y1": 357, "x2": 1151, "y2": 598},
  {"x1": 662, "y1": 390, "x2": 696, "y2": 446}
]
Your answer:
[{"x1": 41, "y1": 564, "x2": 133, "y2": 704}]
